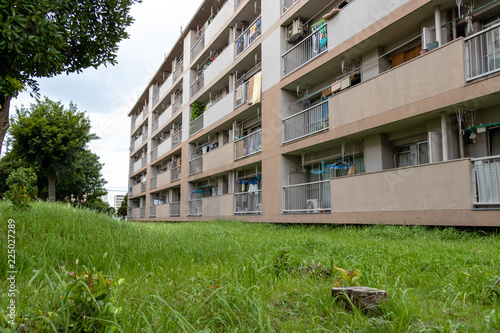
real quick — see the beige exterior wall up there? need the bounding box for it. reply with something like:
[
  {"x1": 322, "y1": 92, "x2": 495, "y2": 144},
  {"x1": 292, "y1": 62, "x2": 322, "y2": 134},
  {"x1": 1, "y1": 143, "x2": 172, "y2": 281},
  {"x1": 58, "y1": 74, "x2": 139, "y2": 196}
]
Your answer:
[
  {"x1": 331, "y1": 159, "x2": 472, "y2": 212},
  {"x1": 202, "y1": 194, "x2": 233, "y2": 217}
]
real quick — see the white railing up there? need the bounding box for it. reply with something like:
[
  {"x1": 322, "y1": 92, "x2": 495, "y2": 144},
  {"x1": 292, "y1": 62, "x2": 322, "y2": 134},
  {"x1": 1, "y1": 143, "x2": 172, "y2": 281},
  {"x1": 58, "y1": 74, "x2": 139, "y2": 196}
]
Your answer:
[
  {"x1": 283, "y1": 180, "x2": 331, "y2": 213},
  {"x1": 234, "y1": 190, "x2": 262, "y2": 214},
  {"x1": 170, "y1": 202, "x2": 180, "y2": 217},
  {"x1": 190, "y1": 74, "x2": 204, "y2": 97},
  {"x1": 189, "y1": 155, "x2": 203, "y2": 175},
  {"x1": 141, "y1": 156, "x2": 147, "y2": 167},
  {"x1": 149, "y1": 205, "x2": 156, "y2": 218},
  {"x1": 172, "y1": 129, "x2": 182, "y2": 148},
  {"x1": 234, "y1": 129, "x2": 262, "y2": 160},
  {"x1": 173, "y1": 95, "x2": 183, "y2": 113},
  {"x1": 140, "y1": 207, "x2": 146, "y2": 218},
  {"x1": 150, "y1": 147, "x2": 158, "y2": 161},
  {"x1": 283, "y1": 100, "x2": 329, "y2": 144},
  {"x1": 283, "y1": 24, "x2": 328, "y2": 77},
  {"x1": 190, "y1": 113, "x2": 204, "y2": 137},
  {"x1": 465, "y1": 22, "x2": 500, "y2": 81},
  {"x1": 142, "y1": 130, "x2": 148, "y2": 141},
  {"x1": 188, "y1": 199, "x2": 202, "y2": 216},
  {"x1": 150, "y1": 176, "x2": 157, "y2": 189},
  {"x1": 191, "y1": 34, "x2": 205, "y2": 60},
  {"x1": 171, "y1": 165, "x2": 181, "y2": 182},
  {"x1": 152, "y1": 118, "x2": 158, "y2": 132},
  {"x1": 235, "y1": 16, "x2": 261, "y2": 57},
  {"x1": 173, "y1": 59, "x2": 183, "y2": 81},
  {"x1": 158, "y1": 105, "x2": 172, "y2": 128},
  {"x1": 472, "y1": 155, "x2": 500, "y2": 206},
  {"x1": 282, "y1": 0, "x2": 299, "y2": 15},
  {"x1": 153, "y1": 90, "x2": 159, "y2": 106}
]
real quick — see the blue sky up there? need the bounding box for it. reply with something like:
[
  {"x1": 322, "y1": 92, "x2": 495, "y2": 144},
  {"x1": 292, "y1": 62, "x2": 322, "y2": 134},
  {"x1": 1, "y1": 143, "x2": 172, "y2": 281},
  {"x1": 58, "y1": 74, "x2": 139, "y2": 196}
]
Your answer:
[{"x1": 9, "y1": 0, "x2": 202, "y2": 205}]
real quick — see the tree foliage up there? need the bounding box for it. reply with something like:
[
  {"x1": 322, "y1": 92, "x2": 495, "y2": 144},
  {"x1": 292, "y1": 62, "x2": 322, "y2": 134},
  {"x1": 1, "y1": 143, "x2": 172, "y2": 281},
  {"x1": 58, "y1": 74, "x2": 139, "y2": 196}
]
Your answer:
[
  {"x1": 5, "y1": 167, "x2": 37, "y2": 210},
  {"x1": 6, "y1": 97, "x2": 107, "y2": 201},
  {"x1": 0, "y1": 0, "x2": 140, "y2": 152},
  {"x1": 117, "y1": 194, "x2": 128, "y2": 217}
]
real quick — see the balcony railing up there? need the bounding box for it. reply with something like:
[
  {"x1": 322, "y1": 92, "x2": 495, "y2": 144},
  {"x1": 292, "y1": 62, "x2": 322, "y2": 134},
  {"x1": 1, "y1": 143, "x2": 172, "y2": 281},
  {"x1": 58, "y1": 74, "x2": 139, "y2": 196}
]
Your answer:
[
  {"x1": 171, "y1": 165, "x2": 181, "y2": 182},
  {"x1": 234, "y1": 190, "x2": 262, "y2": 214},
  {"x1": 235, "y1": 129, "x2": 262, "y2": 160},
  {"x1": 150, "y1": 176, "x2": 157, "y2": 189},
  {"x1": 152, "y1": 118, "x2": 158, "y2": 132},
  {"x1": 283, "y1": 100, "x2": 329, "y2": 144},
  {"x1": 150, "y1": 147, "x2": 158, "y2": 162},
  {"x1": 172, "y1": 129, "x2": 182, "y2": 148},
  {"x1": 173, "y1": 94, "x2": 183, "y2": 113},
  {"x1": 283, "y1": 180, "x2": 331, "y2": 213},
  {"x1": 141, "y1": 182, "x2": 146, "y2": 193},
  {"x1": 190, "y1": 74, "x2": 204, "y2": 97},
  {"x1": 191, "y1": 34, "x2": 205, "y2": 60},
  {"x1": 472, "y1": 155, "x2": 500, "y2": 206},
  {"x1": 149, "y1": 205, "x2": 156, "y2": 218},
  {"x1": 140, "y1": 207, "x2": 146, "y2": 218},
  {"x1": 465, "y1": 22, "x2": 500, "y2": 81},
  {"x1": 281, "y1": 0, "x2": 299, "y2": 15},
  {"x1": 188, "y1": 199, "x2": 202, "y2": 216},
  {"x1": 170, "y1": 202, "x2": 180, "y2": 217},
  {"x1": 234, "y1": 80, "x2": 250, "y2": 108},
  {"x1": 189, "y1": 155, "x2": 203, "y2": 175},
  {"x1": 283, "y1": 24, "x2": 328, "y2": 77},
  {"x1": 234, "y1": 0, "x2": 244, "y2": 9},
  {"x1": 173, "y1": 59, "x2": 183, "y2": 81},
  {"x1": 235, "y1": 16, "x2": 261, "y2": 57},
  {"x1": 141, "y1": 156, "x2": 147, "y2": 167},
  {"x1": 152, "y1": 90, "x2": 159, "y2": 106},
  {"x1": 190, "y1": 114, "x2": 204, "y2": 137},
  {"x1": 142, "y1": 130, "x2": 148, "y2": 141}
]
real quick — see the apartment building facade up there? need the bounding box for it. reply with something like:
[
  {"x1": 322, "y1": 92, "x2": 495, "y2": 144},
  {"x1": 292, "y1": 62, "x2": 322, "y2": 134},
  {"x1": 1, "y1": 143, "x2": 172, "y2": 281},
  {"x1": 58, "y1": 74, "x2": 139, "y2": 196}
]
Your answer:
[{"x1": 128, "y1": 0, "x2": 500, "y2": 226}]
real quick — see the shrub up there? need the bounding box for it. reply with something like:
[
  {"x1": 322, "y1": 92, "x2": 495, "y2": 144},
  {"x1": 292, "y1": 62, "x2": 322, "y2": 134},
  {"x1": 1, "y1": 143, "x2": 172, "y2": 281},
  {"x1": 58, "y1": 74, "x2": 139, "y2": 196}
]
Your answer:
[{"x1": 4, "y1": 167, "x2": 37, "y2": 210}]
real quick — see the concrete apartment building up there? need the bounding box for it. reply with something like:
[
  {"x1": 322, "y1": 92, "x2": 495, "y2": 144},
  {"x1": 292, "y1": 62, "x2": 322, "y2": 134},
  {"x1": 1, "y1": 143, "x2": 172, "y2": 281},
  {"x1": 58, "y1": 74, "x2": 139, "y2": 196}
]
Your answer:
[
  {"x1": 114, "y1": 195, "x2": 125, "y2": 211},
  {"x1": 128, "y1": 0, "x2": 500, "y2": 226}
]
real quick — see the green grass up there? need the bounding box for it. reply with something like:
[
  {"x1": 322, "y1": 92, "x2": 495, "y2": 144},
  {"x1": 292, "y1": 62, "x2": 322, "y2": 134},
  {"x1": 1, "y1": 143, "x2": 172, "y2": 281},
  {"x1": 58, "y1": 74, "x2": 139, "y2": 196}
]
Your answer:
[{"x1": 1, "y1": 201, "x2": 499, "y2": 332}]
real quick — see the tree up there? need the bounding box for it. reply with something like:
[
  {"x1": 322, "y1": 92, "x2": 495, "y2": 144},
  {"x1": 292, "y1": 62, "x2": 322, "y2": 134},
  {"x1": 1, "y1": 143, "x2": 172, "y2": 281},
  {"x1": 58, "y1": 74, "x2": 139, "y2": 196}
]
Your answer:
[
  {"x1": 0, "y1": 0, "x2": 140, "y2": 153},
  {"x1": 8, "y1": 97, "x2": 103, "y2": 202},
  {"x1": 5, "y1": 167, "x2": 37, "y2": 210},
  {"x1": 117, "y1": 194, "x2": 128, "y2": 218}
]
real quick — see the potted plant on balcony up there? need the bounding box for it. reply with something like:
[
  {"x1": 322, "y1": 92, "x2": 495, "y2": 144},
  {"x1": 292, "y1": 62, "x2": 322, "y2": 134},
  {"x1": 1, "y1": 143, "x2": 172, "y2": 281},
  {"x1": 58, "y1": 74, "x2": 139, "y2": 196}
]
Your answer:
[{"x1": 190, "y1": 102, "x2": 202, "y2": 122}]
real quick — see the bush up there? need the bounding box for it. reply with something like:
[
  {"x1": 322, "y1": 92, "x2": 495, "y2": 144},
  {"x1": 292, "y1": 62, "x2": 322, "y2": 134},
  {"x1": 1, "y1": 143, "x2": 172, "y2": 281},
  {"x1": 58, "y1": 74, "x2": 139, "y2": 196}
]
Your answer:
[{"x1": 5, "y1": 167, "x2": 37, "y2": 210}]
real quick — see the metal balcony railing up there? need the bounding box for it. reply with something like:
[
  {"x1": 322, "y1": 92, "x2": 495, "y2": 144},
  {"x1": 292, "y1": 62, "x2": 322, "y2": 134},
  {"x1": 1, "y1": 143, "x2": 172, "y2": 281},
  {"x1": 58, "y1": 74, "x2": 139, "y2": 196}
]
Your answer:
[
  {"x1": 173, "y1": 59, "x2": 183, "y2": 81},
  {"x1": 281, "y1": 0, "x2": 299, "y2": 15},
  {"x1": 234, "y1": 0, "x2": 244, "y2": 9},
  {"x1": 472, "y1": 155, "x2": 500, "y2": 206},
  {"x1": 234, "y1": 80, "x2": 250, "y2": 108},
  {"x1": 234, "y1": 129, "x2": 262, "y2": 160},
  {"x1": 153, "y1": 90, "x2": 159, "y2": 106},
  {"x1": 141, "y1": 183, "x2": 146, "y2": 193},
  {"x1": 234, "y1": 190, "x2": 262, "y2": 214},
  {"x1": 171, "y1": 165, "x2": 181, "y2": 182},
  {"x1": 190, "y1": 74, "x2": 204, "y2": 98},
  {"x1": 172, "y1": 129, "x2": 182, "y2": 148},
  {"x1": 283, "y1": 24, "x2": 328, "y2": 77},
  {"x1": 150, "y1": 176, "x2": 157, "y2": 189},
  {"x1": 282, "y1": 100, "x2": 329, "y2": 144},
  {"x1": 191, "y1": 34, "x2": 205, "y2": 60},
  {"x1": 173, "y1": 94, "x2": 183, "y2": 113},
  {"x1": 235, "y1": 16, "x2": 261, "y2": 57},
  {"x1": 152, "y1": 118, "x2": 158, "y2": 132},
  {"x1": 139, "y1": 207, "x2": 145, "y2": 218},
  {"x1": 142, "y1": 130, "x2": 148, "y2": 141},
  {"x1": 150, "y1": 147, "x2": 158, "y2": 162},
  {"x1": 283, "y1": 180, "x2": 331, "y2": 213},
  {"x1": 130, "y1": 140, "x2": 135, "y2": 152},
  {"x1": 189, "y1": 155, "x2": 203, "y2": 175},
  {"x1": 149, "y1": 205, "x2": 156, "y2": 218},
  {"x1": 188, "y1": 199, "x2": 202, "y2": 216},
  {"x1": 190, "y1": 113, "x2": 204, "y2": 136},
  {"x1": 141, "y1": 156, "x2": 147, "y2": 167},
  {"x1": 170, "y1": 202, "x2": 180, "y2": 217},
  {"x1": 465, "y1": 22, "x2": 500, "y2": 81}
]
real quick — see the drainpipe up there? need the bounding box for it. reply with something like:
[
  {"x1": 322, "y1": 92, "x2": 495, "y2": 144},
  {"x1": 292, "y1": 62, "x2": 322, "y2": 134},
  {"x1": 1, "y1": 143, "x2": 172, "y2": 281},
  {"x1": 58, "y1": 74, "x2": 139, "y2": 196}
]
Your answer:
[
  {"x1": 435, "y1": 6, "x2": 442, "y2": 47},
  {"x1": 441, "y1": 113, "x2": 449, "y2": 161}
]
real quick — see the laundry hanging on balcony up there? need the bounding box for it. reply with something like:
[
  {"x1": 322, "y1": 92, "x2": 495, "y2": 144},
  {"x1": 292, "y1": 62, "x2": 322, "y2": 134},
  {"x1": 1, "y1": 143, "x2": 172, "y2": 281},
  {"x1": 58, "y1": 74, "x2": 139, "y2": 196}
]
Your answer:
[
  {"x1": 326, "y1": 157, "x2": 352, "y2": 170},
  {"x1": 310, "y1": 160, "x2": 326, "y2": 175},
  {"x1": 251, "y1": 72, "x2": 262, "y2": 104}
]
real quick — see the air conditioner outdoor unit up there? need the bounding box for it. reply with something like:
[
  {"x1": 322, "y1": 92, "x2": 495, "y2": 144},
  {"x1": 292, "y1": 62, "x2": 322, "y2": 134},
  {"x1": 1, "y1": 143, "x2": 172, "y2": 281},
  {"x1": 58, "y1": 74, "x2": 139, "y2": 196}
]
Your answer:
[
  {"x1": 286, "y1": 18, "x2": 304, "y2": 42},
  {"x1": 306, "y1": 199, "x2": 320, "y2": 212}
]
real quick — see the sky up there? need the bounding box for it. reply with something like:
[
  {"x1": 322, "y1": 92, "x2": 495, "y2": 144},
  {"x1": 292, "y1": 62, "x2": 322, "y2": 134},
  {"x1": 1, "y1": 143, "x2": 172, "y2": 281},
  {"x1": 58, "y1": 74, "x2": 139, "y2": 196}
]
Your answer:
[{"x1": 8, "y1": 0, "x2": 203, "y2": 206}]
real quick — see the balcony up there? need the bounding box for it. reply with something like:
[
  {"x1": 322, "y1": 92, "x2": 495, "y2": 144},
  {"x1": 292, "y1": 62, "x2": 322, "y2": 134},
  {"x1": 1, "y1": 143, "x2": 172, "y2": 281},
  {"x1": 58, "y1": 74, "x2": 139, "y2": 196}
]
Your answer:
[
  {"x1": 234, "y1": 0, "x2": 244, "y2": 10},
  {"x1": 283, "y1": 180, "x2": 331, "y2": 213},
  {"x1": 190, "y1": 74, "x2": 204, "y2": 97},
  {"x1": 149, "y1": 205, "x2": 156, "y2": 218},
  {"x1": 188, "y1": 199, "x2": 202, "y2": 216},
  {"x1": 170, "y1": 202, "x2": 180, "y2": 217},
  {"x1": 283, "y1": 101, "x2": 328, "y2": 144},
  {"x1": 158, "y1": 137, "x2": 172, "y2": 157},
  {"x1": 171, "y1": 165, "x2": 181, "y2": 182},
  {"x1": 140, "y1": 207, "x2": 145, "y2": 218},
  {"x1": 191, "y1": 34, "x2": 205, "y2": 61},
  {"x1": 159, "y1": 73, "x2": 173, "y2": 98},
  {"x1": 234, "y1": 190, "x2": 262, "y2": 214},
  {"x1": 157, "y1": 169, "x2": 171, "y2": 187},
  {"x1": 189, "y1": 155, "x2": 203, "y2": 175},
  {"x1": 173, "y1": 59, "x2": 183, "y2": 82},
  {"x1": 472, "y1": 155, "x2": 500, "y2": 207},
  {"x1": 141, "y1": 156, "x2": 147, "y2": 168},
  {"x1": 152, "y1": 118, "x2": 159, "y2": 133},
  {"x1": 141, "y1": 182, "x2": 146, "y2": 193},
  {"x1": 129, "y1": 182, "x2": 141, "y2": 196},
  {"x1": 235, "y1": 129, "x2": 262, "y2": 160},
  {"x1": 281, "y1": 0, "x2": 299, "y2": 15},
  {"x1": 150, "y1": 176, "x2": 157, "y2": 189},
  {"x1": 204, "y1": 46, "x2": 234, "y2": 86},
  {"x1": 465, "y1": 22, "x2": 500, "y2": 81},
  {"x1": 283, "y1": 24, "x2": 328, "y2": 77},
  {"x1": 150, "y1": 148, "x2": 158, "y2": 162},
  {"x1": 205, "y1": 0, "x2": 234, "y2": 45},
  {"x1": 130, "y1": 207, "x2": 140, "y2": 219},
  {"x1": 204, "y1": 90, "x2": 234, "y2": 129},
  {"x1": 204, "y1": 143, "x2": 234, "y2": 171},
  {"x1": 152, "y1": 90, "x2": 159, "y2": 106},
  {"x1": 190, "y1": 114, "x2": 204, "y2": 137},
  {"x1": 201, "y1": 195, "x2": 233, "y2": 216},
  {"x1": 130, "y1": 159, "x2": 142, "y2": 174},
  {"x1": 158, "y1": 105, "x2": 172, "y2": 129},
  {"x1": 235, "y1": 16, "x2": 261, "y2": 57},
  {"x1": 173, "y1": 94, "x2": 183, "y2": 113},
  {"x1": 172, "y1": 129, "x2": 182, "y2": 148}
]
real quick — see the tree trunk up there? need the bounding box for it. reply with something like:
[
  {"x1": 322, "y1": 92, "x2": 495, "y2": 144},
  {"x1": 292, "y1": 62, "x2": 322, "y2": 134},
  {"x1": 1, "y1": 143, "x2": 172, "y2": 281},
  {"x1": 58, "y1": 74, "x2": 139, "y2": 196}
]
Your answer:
[
  {"x1": 48, "y1": 168, "x2": 57, "y2": 202},
  {"x1": 0, "y1": 95, "x2": 11, "y2": 155}
]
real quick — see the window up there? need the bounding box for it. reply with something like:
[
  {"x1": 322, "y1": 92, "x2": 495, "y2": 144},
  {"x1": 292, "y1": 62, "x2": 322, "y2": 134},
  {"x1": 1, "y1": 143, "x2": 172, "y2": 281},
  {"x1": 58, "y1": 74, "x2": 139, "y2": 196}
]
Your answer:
[{"x1": 395, "y1": 141, "x2": 429, "y2": 168}]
